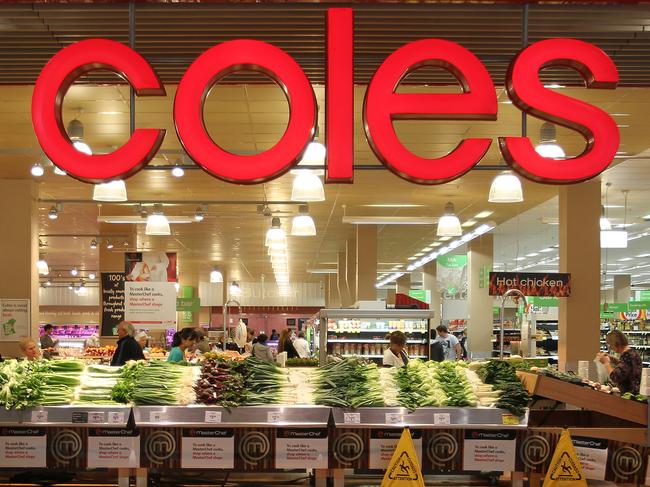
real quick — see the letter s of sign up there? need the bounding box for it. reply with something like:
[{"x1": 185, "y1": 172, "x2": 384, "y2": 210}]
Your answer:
[
  {"x1": 363, "y1": 39, "x2": 497, "y2": 185},
  {"x1": 174, "y1": 40, "x2": 317, "y2": 184},
  {"x1": 499, "y1": 39, "x2": 619, "y2": 184},
  {"x1": 31, "y1": 39, "x2": 166, "y2": 183}
]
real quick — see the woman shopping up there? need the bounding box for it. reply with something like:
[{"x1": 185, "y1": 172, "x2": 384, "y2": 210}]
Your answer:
[
  {"x1": 277, "y1": 328, "x2": 299, "y2": 359},
  {"x1": 383, "y1": 331, "x2": 409, "y2": 367},
  {"x1": 598, "y1": 330, "x2": 642, "y2": 394},
  {"x1": 168, "y1": 327, "x2": 199, "y2": 363}
]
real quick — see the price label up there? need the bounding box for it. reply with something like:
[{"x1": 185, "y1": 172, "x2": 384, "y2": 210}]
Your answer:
[
  {"x1": 88, "y1": 412, "x2": 105, "y2": 424},
  {"x1": 385, "y1": 413, "x2": 403, "y2": 425},
  {"x1": 108, "y1": 412, "x2": 125, "y2": 424},
  {"x1": 343, "y1": 413, "x2": 361, "y2": 424},
  {"x1": 502, "y1": 414, "x2": 520, "y2": 425},
  {"x1": 31, "y1": 411, "x2": 48, "y2": 423},
  {"x1": 150, "y1": 411, "x2": 167, "y2": 423},
  {"x1": 267, "y1": 412, "x2": 283, "y2": 423},
  {"x1": 205, "y1": 411, "x2": 222, "y2": 424},
  {"x1": 433, "y1": 413, "x2": 451, "y2": 425}
]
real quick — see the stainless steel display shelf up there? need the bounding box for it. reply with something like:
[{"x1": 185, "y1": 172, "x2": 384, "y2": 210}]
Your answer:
[
  {"x1": 133, "y1": 405, "x2": 331, "y2": 427},
  {"x1": 331, "y1": 407, "x2": 528, "y2": 429},
  {"x1": 0, "y1": 405, "x2": 132, "y2": 426}
]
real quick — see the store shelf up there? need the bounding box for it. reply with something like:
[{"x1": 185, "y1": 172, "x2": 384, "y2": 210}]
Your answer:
[
  {"x1": 621, "y1": 330, "x2": 650, "y2": 334},
  {"x1": 329, "y1": 329, "x2": 426, "y2": 334},
  {"x1": 341, "y1": 354, "x2": 428, "y2": 359},
  {"x1": 517, "y1": 371, "x2": 647, "y2": 426},
  {"x1": 328, "y1": 339, "x2": 425, "y2": 344}
]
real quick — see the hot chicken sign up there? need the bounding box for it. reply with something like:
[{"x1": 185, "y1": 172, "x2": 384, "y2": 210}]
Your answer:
[{"x1": 31, "y1": 8, "x2": 619, "y2": 187}]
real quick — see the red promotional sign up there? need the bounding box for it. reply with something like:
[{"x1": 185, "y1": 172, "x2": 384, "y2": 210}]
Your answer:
[{"x1": 30, "y1": 8, "x2": 620, "y2": 187}]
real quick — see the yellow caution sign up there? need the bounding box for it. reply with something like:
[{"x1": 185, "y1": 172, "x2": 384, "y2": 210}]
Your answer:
[
  {"x1": 543, "y1": 429, "x2": 588, "y2": 487},
  {"x1": 381, "y1": 428, "x2": 425, "y2": 487}
]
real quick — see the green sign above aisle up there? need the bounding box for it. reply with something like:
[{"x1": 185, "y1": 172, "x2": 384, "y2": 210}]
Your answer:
[
  {"x1": 528, "y1": 297, "x2": 559, "y2": 307},
  {"x1": 177, "y1": 297, "x2": 200, "y2": 312},
  {"x1": 408, "y1": 290, "x2": 431, "y2": 304},
  {"x1": 437, "y1": 255, "x2": 467, "y2": 268},
  {"x1": 639, "y1": 291, "x2": 650, "y2": 301}
]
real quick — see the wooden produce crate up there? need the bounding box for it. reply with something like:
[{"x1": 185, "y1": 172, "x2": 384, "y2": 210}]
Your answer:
[{"x1": 517, "y1": 371, "x2": 648, "y2": 426}]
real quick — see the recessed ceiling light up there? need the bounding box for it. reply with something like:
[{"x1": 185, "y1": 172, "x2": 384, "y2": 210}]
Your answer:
[
  {"x1": 439, "y1": 236, "x2": 451, "y2": 241},
  {"x1": 431, "y1": 242, "x2": 442, "y2": 247},
  {"x1": 515, "y1": 257, "x2": 526, "y2": 261},
  {"x1": 526, "y1": 253, "x2": 539, "y2": 257},
  {"x1": 407, "y1": 257, "x2": 417, "y2": 261},
  {"x1": 462, "y1": 220, "x2": 477, "y2": 228},
  {"x1": 617, "y1": 124, "x2": 630, "y2": 128},
  {"x1": 422, "y1": 247, "x2": 432, "y2": 252},
  {"x1": 474, "y1": 211, "x2": 494, "y2": 219},
  {"x1": 414, "y1": 252, "x2": 424, "y2": 257},
  {"x1": 636, "y1": 254, "x2": 650, "y2": 258}
]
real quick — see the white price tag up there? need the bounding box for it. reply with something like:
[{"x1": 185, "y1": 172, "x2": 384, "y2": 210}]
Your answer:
[
  {"x1": 267, "y1": 412, "x2": 283, "y2": 423},
  {"x1": 385, "y1": 413, "x2": 403, "y2": 425},
  {"x1": 88, "y1": 412, "x2": 105, "y2": 424},
  {"x1": 150, "y1": 411, "x2": 167, "y2": 423},
  {"x1": 205, "y1": 411, "x2": 222, "y2": 424},
  {"x1": 31, "y1": 410, "x2": 48, "y2": 423},
  {"x1": 343, "y1": 412, "x2": 361, "y2": 424},
  {"x1": 433, "y1": 413, "x2": 451, "y2": 425},
  {"x1": 108, "y1": 412, "x2": 125, "y2": 424}
]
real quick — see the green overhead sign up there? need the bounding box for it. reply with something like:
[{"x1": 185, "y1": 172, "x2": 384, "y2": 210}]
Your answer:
[
  {"x1": 408, "y1": 290, "x2": 431, "y2": 304},
  {"x1": 437, "y1": 255, "x2": 467, "y2": 269},
  {"x1": 177, "y1": 297, "x2": 200, "y2": 313},
  {"x1": 528, "y1": 296, "x2": 559, "y2": 307}
]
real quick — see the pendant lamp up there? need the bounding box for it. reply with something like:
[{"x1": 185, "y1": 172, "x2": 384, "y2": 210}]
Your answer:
[
  {"x1": 93, "y1": 180, "x2": 128, "y2": 202},
  {"x1": 146, "y1": 204, "x2": 171, "y2": 236},
  {"x1": 535, "y1": 123, "x2": 566, "y2": 158},
  {"x1": 437, "y1": 202, "x2": 462, "y2": 237},
  {"x1": 291, "y1": 204, "x2": 316, "y2": 236},
  {"x1": 488, "y1": 171, "x2": 524, "y2": 203}
]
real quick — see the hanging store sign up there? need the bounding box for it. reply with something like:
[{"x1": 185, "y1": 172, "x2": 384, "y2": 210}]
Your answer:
[
  {"x1": 125, "y1": 282, "x2": 177, "y2": 329},
  {"x1": 31, "y1": 9, "x2": 619, "y2": 186},
  {"x1": 101, "y1": 272, "x2": 126, "y2": 337},
  {"x1": 489, "y1": 272, "x2": 571, "y2": 297}
]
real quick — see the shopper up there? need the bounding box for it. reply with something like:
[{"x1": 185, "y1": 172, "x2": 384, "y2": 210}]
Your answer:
[
  {"x1": 251, "y1": 333, "x2": 275, "y2": 363},
  {"x1": 110, "y1": 321, "x2": 145, "y2": 366},
  {"x1": 383, "y1": 331, "x2": 409, "y2": 367},
  {"x1": 277, "y1": 328, "x2": 299, "y2": 359},
  {"x1": 293, "y1": 331, "x2": 310, "y2": 358},
  {"x1": 195, "y1": 328, "x2": 211, "y2": 354},
  {"x1": 244, "y1": 328, "x2": 256, "y2": 354},
  {"x1": 434, "y1": 325, "x2": 463, "y2": 361},
  {"x1": 270, "y1": 329, "x2": 280, "y2": 340},
  {"x1": 40, "y1": 324, "x2": 59, "y2": 360},
  {"x1": 168, "y1": 327, "x2": 199, "y2": 363},
  {"x1": 135, "y1": 331, "x2": 149, "y2": 350},
  {"x1": 19, "y1": 338, "x2": 39, "y2": 361},
  {"x1": 598, "y1": 330, "x2": 642, "y2": 394}
]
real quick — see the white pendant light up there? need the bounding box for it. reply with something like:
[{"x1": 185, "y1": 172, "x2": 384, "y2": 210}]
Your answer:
[
  {"x1": 88, "y1": 273, "x2": 96, "y2": 280},
  {"x1": 600, "y1": 205, "x2": 612, "y2": 231},
  {"x1": 291, "y1": 204, "x2": 316, "y2": 236},
  {"x1": 229, "y1": 281, "x2": 241, "y2": 296},
  {"x1": 48, "y1": 206, "x2": 59, "y2": 220},
  {"x1": 437, "y1": 202, "x2": 462, "y2": 237},
  {"x1": 73, "y1": 141, "x2": 92, "y2": 155},
  {"x1": 53, "y1": 166, "x2": 67, "y2": 176},
  {"x1": 301, "y1": 141, "x2": 326, "y2": 165},
  {"x1": 146, "y1": 204, "x2": 171, "y2": 236},
  {"x1": 488, "y1": 171, "x2": 524, "y2": 203},
  {"x1": 601, "y1": 230, "x2": 627, "y2": 249},
  {"x1": 171, "y1": 164, "x2": 185, "y2": 178},
  {"x1": 89, "y1": 238, "x2": 97, "y2": 250},
  {"x1": 210, "y1": 268, "x2": 223, "y2": 283},
  {"x1": 36, "y1": 256, "x2": 49, "y2": 276},
  {"x1": 534, "y1": 123, "x2": 566, "y2": 158},
  {"x1": 67, "y1": 119, "x2": 92, "y2": 155},
  {"x1": 30, "y1": 163, "x2": 44, "y2": 177},
  {"x1": 71, "y1": 266, "x2": 78, "y2": 277},
  {"x1": 93, "y1": 180, "x2": 128, "y2": 202},
  {"x1": 265, "y1": 217, "x2": 286, "y2": 247},
  {"x1": 291, "y1": 171, "x2": 325, "y2": 202}
]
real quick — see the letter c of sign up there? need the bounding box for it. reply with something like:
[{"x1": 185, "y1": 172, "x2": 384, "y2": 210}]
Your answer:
[
  {"x1": 174, "y1": 39, "x2": 317, "y2": 183},
  {"x1": 31, "y1": 39, "x2": 166, "y2": 183},
  {"x1": 364, "y1": 39, "x2": 497, "y2": 184}
]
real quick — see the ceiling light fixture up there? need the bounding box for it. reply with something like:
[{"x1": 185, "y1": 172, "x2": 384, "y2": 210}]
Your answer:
[
  {"x1": 291, "y1": 204, "x2": 316, "y2": 236},
  {"x1": 45, "y1": 279, "x2": 52, "y2": 286},
  {"x1": 436, "y1": 202, "x2": 462, "y2": 237},
  {"x1": 600, "y1": 205, "x2": 612, "y2": 231},
  {"x1": 88, "y1": 273, "x2": 96, "y2": 280},
  {"x1": 488, "y1": 171, "x2": 524, "y2": 203},
  {"x1": 68, "y1": 282, "x2": 74, "y2": 290},
  {"x1": 474, "y1": 211, "x2": 494, "y2": 219},
  {"x1": 106, "y1": 240, "x2": 114, "y2": 249},
  {"x1": 90, "y1": 238, "x2": 97, "y2": 250},
  {"x1": 265, "y1": 217, "x2": 286, "y2": 247},
  {"x1": 210, "y1": 268, "x2": 223, "y2": 283},
  {"x1": 93, "y1": 180, "x2": 128, "y2": 202},
  {"x1": 71, "y1": 267, "x2": 78, "y2": 277},
  {"x1": 67, "y1": 118, "x2": 92, "y2": 155},
  {"x1": 31, "y1": 163, "x2": 44, "y2": 177},
  {"x1": 535, "y1": 123, "x2": 566, "y2": 158},
  {"x1": 194, "y1": 205, "x2": 206, "y2": 222},
  {"x1": 37, "y1": 255, "x2": 49, "y2": 276},
  {"x1": 146, "y1": 204, "x2": 171, "y2": 236},
  {"x1": 171, "y1": 160, "x2": 185, "y2": 178},
  {"x1": 229, "y1": 281, "x2": 241, "y2": 296},
  {"x1": 48, "y1": 206, "x2": 59, "y2": 220},
  {"x1": 291, "y1": 171, "x2": 325, "y2": 202}
]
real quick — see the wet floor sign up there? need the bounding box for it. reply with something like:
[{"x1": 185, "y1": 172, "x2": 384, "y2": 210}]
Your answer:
[
  {"x1": 543, "y1": 429, "x2": 588, "y2": 487},
  {"x1": 381, "y1": 428, "x2": 425, "y2": 487}
]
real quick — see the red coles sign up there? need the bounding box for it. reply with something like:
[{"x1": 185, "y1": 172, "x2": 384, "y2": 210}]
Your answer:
[{"x1": 31, "y1": 8, "x2": 619, "y2": 186}]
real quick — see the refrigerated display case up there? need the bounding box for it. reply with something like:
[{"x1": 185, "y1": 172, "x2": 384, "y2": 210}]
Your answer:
[{"x1": 319, "y1": 308, "x2": 434, "y2": 365}]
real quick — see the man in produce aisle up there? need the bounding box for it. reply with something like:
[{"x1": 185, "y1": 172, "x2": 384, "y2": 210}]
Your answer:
[
  {"x1": 293, "y1": 331, "x2": 310, "y2": 358},
  {"x1": 434, "y1": 325, "x2": 463, "y2": 362},
  {"x1": 18, "y1": 337, "x2": 39, "y2": 361},
  {"x1": 40, "y1": 324, "x2": 58, "y2": 360},
  {"x1": 110, "y1": 321, "x2": 145, "y2": 366}
]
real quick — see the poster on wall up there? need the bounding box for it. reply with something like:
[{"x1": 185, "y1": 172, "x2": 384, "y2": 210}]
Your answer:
[
  {"x1": 0, "y1": 300, "x2": 30, "y2": 340},
  {"x1": 101, "y1": 273, "x2": 126, "y2": 336},
  {"x1": 125, "y1": 282, "x2": 177, "y2": 329},
  {"x1": 125, "y1": 252, "x2": 177, "y2": 282},
  {"x1": 489, "y1": 272, "x2": 571, "y2": 297},
  {"x1": 437, "y1": 255, "x2": 468, "y2": 299}
]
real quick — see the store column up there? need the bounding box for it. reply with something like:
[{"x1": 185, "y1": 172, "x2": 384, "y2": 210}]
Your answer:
[
  {"x1": 337, "y1": 251, "x2": 351, "y2": 308},
  {"x1": 422, "y1": 263, "x2": 441, "y2": 327},
  {"x1": 559, "y1": 179, "x2": 600, "y2": 372},
  {"x1": 178, "y1": 260, "x2": 200, "y2": 328},
  {"x1": 614, "y1": 275, "x2": 631, "y2": 303},
  {"x1": 356, "y1": 225, "x2": 377, "y2": 302},
  {"x1": 346, "y1": 238, "x2": 357, "y2": 305},
  {"x1": 0, "y1": 180, "x2": 39, "y2": 357},
  {"x1": 467, "y1": 235, "x2": 493, "y2": 359},
  {"x1": 325, "y1": 274, "x2": 341, "y2": 308},
  {"x1": 396, "y1": 274, "x2": 411, "y2": 295}
]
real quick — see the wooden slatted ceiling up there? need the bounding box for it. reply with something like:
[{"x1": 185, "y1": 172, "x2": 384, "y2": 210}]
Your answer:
[{"x1": 0, "y1": 4, "x2": 649, "y2": 85}]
